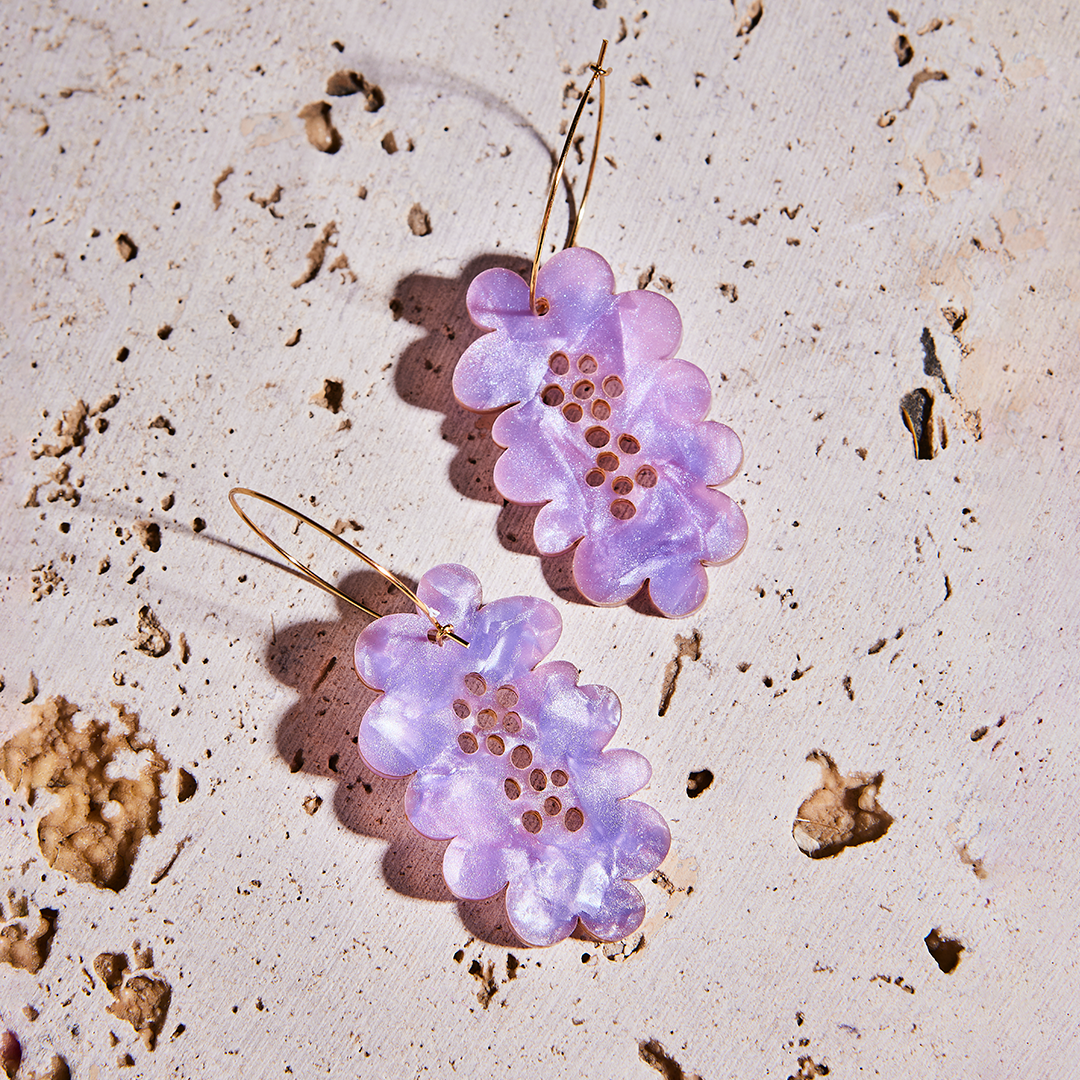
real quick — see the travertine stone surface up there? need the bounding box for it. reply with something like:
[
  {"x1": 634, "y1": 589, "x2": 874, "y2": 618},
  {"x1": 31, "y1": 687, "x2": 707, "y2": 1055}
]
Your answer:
[{"x1": 2, "y1": 2, "x2": 1078, "y2": 1076}]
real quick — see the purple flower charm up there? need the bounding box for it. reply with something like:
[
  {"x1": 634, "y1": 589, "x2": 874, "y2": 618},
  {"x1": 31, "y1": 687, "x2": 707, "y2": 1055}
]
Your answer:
[
  {"x1": 453, "y1": 246, "x2": 747, "y2": 617},
  {"x1": 354, "y1": 563, "x2": 670, "y2": 947}
]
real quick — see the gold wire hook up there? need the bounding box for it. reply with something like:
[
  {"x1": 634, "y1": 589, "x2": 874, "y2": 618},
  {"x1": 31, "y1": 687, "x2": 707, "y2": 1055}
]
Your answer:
[
  {"x1": 529, "y1": 39, "x2": 610, "y2": 315},
  {"x1": 228, "y1": 488, "x2": 468, "y2": 648}
]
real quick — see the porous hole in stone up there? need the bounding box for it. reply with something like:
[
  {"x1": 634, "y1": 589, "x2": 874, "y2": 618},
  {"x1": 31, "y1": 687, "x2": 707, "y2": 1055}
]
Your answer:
[
  {"x1": 502, "y1": 712, "x2": 521, "y2": 734},
  {"x1": 612, "y1": 476, "x2": 633, "y2": 496},
  {"x1": 477, "y1": 709, "x2": 498, "y2": 730},
  {"x1": 686, "y1": 769, "x2": 714, "y2": 797},
  {"x1": 1, "y1": 1028, "x2": 19, "y2": 1076},
  {"x1": 578, "y1": 354, "x2": 598, "y2": 373},
  {"x1": 541, "y1": 385, "x2": 565, "y2": 407},
  {"x1": 463, "y1": 672, "x2": 487, "y2": 696},
  {"x1": 618, "y1": 433, "x2": 641, "y2": 455},
  {"x1": 504, "y1": 778, "x2": 521, "y2": 800},
  {"x1": 495, "y1": 685, "x2": 519, "y2": 709},
  {"x1": 544, "y1": 796, "x2": 562, "y2": 816},
  {"x1": 486, "y1": 735, "x2": 505, "y2": 756},
  {"x1": 597, "y1": 452, "x2": 619, "y2": 472},
  {"x1": 297, "y1": 101, "x2": 342, "y2": 154},
  {"x1": 549, "y1": 352, "x2": 569, "y2": 375},
  {"x1": 1, "y1": 697, "x2": 167, "y2": 891},
  {"x1": 453, "y1": 700, "x2": 471, "y2": 719},
  {"x1": 586, "y1": 469, "x2": 606, "y2": 488},
  {"x1": 0, "y1": 902, "x2": 57, "y2": 973},
  {"x1": 793, "y1": 749, "x2": 893, "y2": 857},
  {"x1": 585, "y1": 426, "x2": 610, "y2": 448},
  {"x1": 900, "y1": 388, "x2": 935, "y2": 460},
  {"x1": 551, "y1": 769, "x2": 569, "y2": 787},
  {"x1": 564, "y1": 807, "x2": 584, "y2": 832},
  {"x1": 521, "y1": 810, "x2": 542, "y2": 834},
  {"x1": 529, "y1": 768, "x2": 547, "y2": 792},
  {"x1": 573, "y1": 380, "x2": 595, "y2": 400},
  {"x1": 636, "y1": 465, "x2": 658, "y2": 488},
  {"x1": 924, "y1": 928, "x2": 964, "y2": 973},
  {"x1": 603, "y1": 375, "x2": 624, "y2": 397},
  {"x1": 176, "y1": 768, "x2": 197, "y2": 802},
  {"x1": 610, "y1": 499, "x2": 637, "y2": 520},
  {"x1": 106, "y1": 972, "x2": 171, "y2": 1049},
  {"x1": 563, "y1": 402, "x2": 583, "y2": 423},
  {"x1": 511, "y1": 745, "x2": 533, "y2": 769},
  {"x1": 406, "y1": 204, "x2": 431, "y2": 236},
  {"x1": 458, "y1": 732, "x2": 478, "y2": 754},
  {"x1": 591, "y1": 399, "x2": 611, "y2": 421}
]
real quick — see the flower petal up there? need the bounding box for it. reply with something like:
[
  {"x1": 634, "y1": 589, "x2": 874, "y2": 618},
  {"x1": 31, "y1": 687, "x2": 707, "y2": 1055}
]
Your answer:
[
  {"x1": 578, "y1": 878, "x2": 647, "y2": 942},
  {"x1": 504, "y1": 851, "x2": 583, "y2": 947},
  {"x1": 616, "y1": 287, "x2": 681, "y2": 361},
  {"x1": 443, "y1": 838, "x2": 521, "y2": 901}
]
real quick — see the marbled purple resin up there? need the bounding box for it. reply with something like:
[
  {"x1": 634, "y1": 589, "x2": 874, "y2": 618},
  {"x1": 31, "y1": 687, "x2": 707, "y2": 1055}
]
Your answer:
[
  {"x1": 354, "y1": 564, "x2": 670, "y2": 947},
  {"x1": 454, "y1": 247, "x2": 747, "y2": 617}
]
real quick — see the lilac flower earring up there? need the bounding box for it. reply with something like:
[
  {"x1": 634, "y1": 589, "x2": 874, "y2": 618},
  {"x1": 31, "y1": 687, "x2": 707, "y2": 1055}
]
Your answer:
[
  {"x1": 230, "y1": 489, "x2": 670, "y2": 947},
  {"x1": 453, "y1": 41, "x2": 748, "y2": 617}
]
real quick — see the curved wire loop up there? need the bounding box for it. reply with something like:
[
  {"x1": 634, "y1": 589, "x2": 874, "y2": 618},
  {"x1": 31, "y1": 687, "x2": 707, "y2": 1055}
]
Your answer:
[
  {"x1": 529, "y1": 39, "x2": 610, "y2": 315},
  {"x1": 228, "y1": 488, "x2": 468, "y2": 648}
]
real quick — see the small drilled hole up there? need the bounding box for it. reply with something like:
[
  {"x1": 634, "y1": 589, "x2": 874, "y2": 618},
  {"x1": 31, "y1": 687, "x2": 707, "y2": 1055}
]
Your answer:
[
  {"x1": 562, "y1": 402, "x2": 583, "y2": 423},
  {"x1": 458, "y1": 732, "x2": 478, "y2": 754},
  {"x1": 504, "y1": 778, "x2": 521, "y2": 800},
  {"x1": 464, "y1": 672, "x2": 487, "y2": 696},
  {"x1": 635, "y1": 465, "x2": 658, "y2": 488},
  {"x1": 578, "y1": 354, "x2": 598, "y2": 374},
  {"x1": 612, "y1": 476, "x2": 633, "y2": 496},
  {"x1": 477, "y1": 708, "x2": 498, "y2": 730},
  {"x1": 585, "y1": 426, "x2": 610, "y2": 448},
  {"x1": 564, "y1": 807, "x2": 584, "y2": 832},
  {"x1": 549, "y1": 351, "x2": 568, "y2": 374},
  {"x1": 541, "y1": 384, "x2": 565, "y2": 406},
  {"x1": 486, "y1": 734, "x2": 505, "y2": 756},
  {"x1": 543, "y1": 796, "x2": 562, "y2": 816},
  {"x1": 572, "y1": 380, "x2": 594, "y2": 400},
  {"x1": 535, "y1": 297, "x2": 550, "y2": 316},
  {"x1": 529, "y1": 768, "x2": 547, "y2": 792},
  {"x1": 610, "y1": 499, "x2": 636, "y2": 520},
  {"x1": 522, "y1": 811, "x2": 542, "y2": 834},
  {"x1": 511, "y1": 745, "x2": 533, "y2": 769},
  {"x1": 585, "y1": 469, "x2": 606, "y2": 488},
  {"x1": 452, "y1": 700, "x2": 471, "y2": 719},
  {"x1": 551, "y1": 769, "x2": 569, "y2": 787},
  {"x1": 495, "y1": 685, "x2": 519, "y2": 709},
  {"x1": 591, "y1": 399, "x2": 611, "y2": 421},
  {"x1": 603, "y1": 375, "x2": 624, "y2": 398},
  {"x1": 502, "y1": 711, "x2": 521, "y2": 734},
  {"x1": 618, "y1": 434, "x2": 641, "y2": 455},
  {"x1": 597, "y1": 452, "x2": 619, "y2": 472}
]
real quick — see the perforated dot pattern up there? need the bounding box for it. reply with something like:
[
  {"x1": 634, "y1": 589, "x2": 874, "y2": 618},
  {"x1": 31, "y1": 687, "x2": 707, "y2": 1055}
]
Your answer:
[
  {"x1": 537, "y1": 350, "x2": 659, "y2": 519},
  {"x1": 453, "y1": 673, "x2": 583, "y2": 836}
]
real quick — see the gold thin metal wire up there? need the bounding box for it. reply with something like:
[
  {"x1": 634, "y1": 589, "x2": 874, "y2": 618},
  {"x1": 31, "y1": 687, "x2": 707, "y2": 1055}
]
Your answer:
[
  {"x1": 228, "y1": 488, "x2": 468, "y2": 648},
  {"x1": 528, "y1": 39, "x2": 610, "y2": 315}
]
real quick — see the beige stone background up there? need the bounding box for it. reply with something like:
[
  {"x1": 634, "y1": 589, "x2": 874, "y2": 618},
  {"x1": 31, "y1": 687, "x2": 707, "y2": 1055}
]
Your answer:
[{"x1": 2, "y1": 0, "x2": 1078, "y2": 1076}]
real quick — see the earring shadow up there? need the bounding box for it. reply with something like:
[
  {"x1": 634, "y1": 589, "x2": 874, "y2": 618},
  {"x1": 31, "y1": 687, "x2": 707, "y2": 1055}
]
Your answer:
[{"x1": 266, "y1": 567, "x2": 526, "y2": 945}]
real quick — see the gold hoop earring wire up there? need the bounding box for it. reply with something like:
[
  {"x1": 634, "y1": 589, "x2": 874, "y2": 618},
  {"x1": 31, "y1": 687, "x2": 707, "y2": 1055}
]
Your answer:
[
  {"x1": 529, "y1": 39, "x2": 610, "y2": 315},
  {"x1": 228, "y1": 488, "x2": 468, "y2": 648}
]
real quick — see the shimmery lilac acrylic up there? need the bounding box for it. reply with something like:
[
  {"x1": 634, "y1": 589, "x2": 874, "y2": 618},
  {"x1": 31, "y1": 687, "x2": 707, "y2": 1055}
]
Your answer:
[
  {"x1": 354, "y1": 563, "x2": 671, "y2": 947},
  {"x1": 453, "y1": 246, "x2": 747, "y2": 617}
]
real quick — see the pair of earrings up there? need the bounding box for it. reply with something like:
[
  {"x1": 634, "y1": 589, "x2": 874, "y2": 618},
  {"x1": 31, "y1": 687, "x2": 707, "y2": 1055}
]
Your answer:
[{"x1": 231, "y1": 43, "x2": 746, "y2": 947}]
